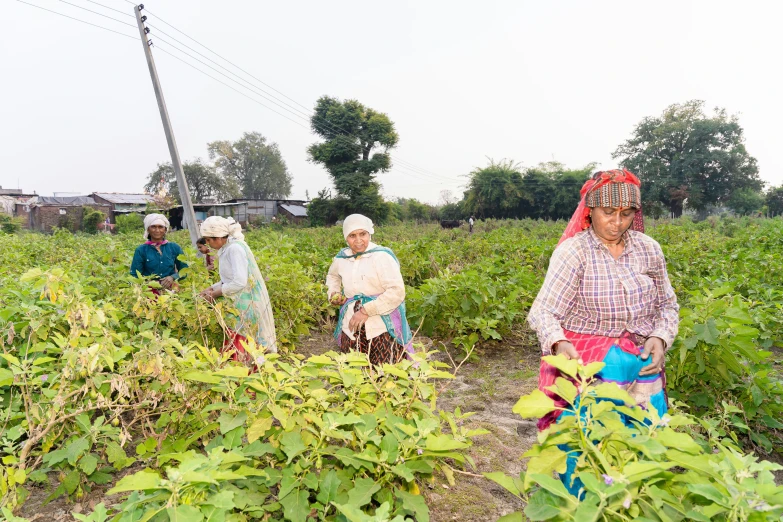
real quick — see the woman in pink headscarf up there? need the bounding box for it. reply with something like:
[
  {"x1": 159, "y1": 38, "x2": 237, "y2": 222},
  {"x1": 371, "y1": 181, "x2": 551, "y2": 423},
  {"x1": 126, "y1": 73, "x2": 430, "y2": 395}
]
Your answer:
[{"x1": 527, "y1": 169, "x2": 679, "y2": 494}]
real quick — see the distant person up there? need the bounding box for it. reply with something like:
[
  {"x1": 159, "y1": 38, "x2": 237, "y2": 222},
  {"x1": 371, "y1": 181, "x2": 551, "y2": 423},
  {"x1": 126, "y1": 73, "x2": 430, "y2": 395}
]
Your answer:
[
  {"x1": 130, "y1": 214, "x2": 188, "y2": 293},
  {"x1": 198, "y1": 216, "x2": 277, "y2": 362},
  {"x1": 528, "y1": 169, "x2": 679, "y2": 495},
  {"x1": 326, "y1": 214, "x2": 413, "y2": 365},
  {"x1": 196, "y1": 237, "x2": 216, "y2": 272},
  {"x1": 469, "y1": 215, "x2": 475, "y2": 233}
]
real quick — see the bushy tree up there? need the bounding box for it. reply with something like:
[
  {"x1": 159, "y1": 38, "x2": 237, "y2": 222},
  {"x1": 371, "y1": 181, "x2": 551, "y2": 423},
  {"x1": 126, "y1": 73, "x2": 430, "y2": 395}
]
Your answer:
[
  {"x1": 765, "y1": 186, "x2": 783, "y2": 217},
  {"x1": 116, "y1": 213, "x2": 144, "y2": 234},
  {"x1": 81, "y1": 206, "x2": 105, "y2": 234},
  {"x1": 727, "y1": 188, "x2": 765, "y2": 216},
  {"x1": 308, "y1": 96, "x2": 398, "y2": 222},
  {"x1": 613, "y1": 100, "x2": 762, "y2": 217},
  {"x1": 462, "y1": 159, "x2": 524, "y2": 219},
  {"x1": 209, "y1": 132, "x2": 292, "y2": 200},
  {"x1": 145, "y1": 159, "x2": 237, "y2": 203}
]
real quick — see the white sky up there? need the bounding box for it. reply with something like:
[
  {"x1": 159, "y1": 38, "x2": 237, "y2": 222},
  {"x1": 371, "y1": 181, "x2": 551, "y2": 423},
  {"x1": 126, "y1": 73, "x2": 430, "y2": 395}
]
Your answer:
[{"x1": 2, "y1": 0, "x2": 782, "y2": 204}]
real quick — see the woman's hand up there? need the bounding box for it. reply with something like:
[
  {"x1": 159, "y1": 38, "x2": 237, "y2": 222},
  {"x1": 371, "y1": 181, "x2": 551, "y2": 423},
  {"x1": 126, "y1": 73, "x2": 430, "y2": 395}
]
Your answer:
[
  {"x1": 640, "y1": 337, "x2": 665, "y2": 376},
  {"x1": 348, "y1": 308, "x2": 369, "y2": 331},
  {"x1": 552, "y1": 341, "x2": 583, "y2": 364},
  {"x1": 199, "y1": 287, "x2": 216, "y2": 304},
  {"x1": 329, "y1": 293, "x2": 347, "y2": 306},
  {"x1": 160, "y1": 276, "x2": 175, "y2": 290}
]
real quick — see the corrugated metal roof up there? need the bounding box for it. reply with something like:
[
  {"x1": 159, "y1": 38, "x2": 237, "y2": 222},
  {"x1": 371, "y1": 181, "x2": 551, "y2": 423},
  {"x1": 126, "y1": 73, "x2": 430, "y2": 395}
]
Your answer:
[
  {"x1": 38, "y1": 196, "x2": 97, "y2": 205},
  {"x1": 92, "y1": 193, "x2": 154, "y2": 204},
  {"x1": 280, "y1": 204, "x2": 308, "y2": 217}
]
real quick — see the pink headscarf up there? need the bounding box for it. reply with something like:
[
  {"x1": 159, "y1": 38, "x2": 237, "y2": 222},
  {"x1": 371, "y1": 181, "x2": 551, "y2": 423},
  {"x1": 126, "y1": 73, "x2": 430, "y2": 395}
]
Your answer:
[{"x1": 558, "y1": 169, "x2": 645, "y2": 246}]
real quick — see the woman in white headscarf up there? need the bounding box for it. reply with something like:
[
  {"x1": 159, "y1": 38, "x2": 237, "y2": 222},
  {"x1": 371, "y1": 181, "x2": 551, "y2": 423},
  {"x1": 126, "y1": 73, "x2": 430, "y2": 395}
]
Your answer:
[
  {"x1": 326, "y1": 214, "x2": 413, "y2": 365},
  {"x1": 198, "y1": 216, "x2": 277, "y2": 359},
  {"x1": 130, "y1": 213, "x2": 188, "y2": 292}
]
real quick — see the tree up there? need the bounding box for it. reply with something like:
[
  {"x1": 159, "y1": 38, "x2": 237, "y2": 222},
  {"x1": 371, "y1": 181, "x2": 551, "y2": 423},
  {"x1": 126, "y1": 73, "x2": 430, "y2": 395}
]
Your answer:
[
  {"x1": 307, "y1": 96, "x2": 398, "y2": 221},
  {"x1": 208, "y1": 132, "x2": 292, "y2": 200},
  {"x1": 727, "y1": 188, "x2": 765, "y2": 216},
  {"x1": 144, "y1": 159, "x2": 236, "y2": 203},
  {"x1": 613, "y1": 100, "x2": 762, "y2": 218},
  {"x1": 521, "y1": 162, "x2": 593, "y2": 220},
  {"x1": 765, "y1": 186, "x2": 783, "y2": 217},
  {"x1": 462, "y1": 159, "x2": 525, "y2": 219}
]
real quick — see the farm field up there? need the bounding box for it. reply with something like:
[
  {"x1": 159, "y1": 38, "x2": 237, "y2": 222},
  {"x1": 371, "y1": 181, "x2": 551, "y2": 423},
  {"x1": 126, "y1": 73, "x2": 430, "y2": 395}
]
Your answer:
[{"x1": 1, "y1": 217, "x2": 783, "y2": 521}]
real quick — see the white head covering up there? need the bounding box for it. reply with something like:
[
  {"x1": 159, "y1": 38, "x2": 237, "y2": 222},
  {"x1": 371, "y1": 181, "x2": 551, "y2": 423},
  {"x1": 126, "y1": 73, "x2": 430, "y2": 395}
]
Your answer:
[
  {"x1": 200, "y1": 216, "x2": 245, "y2": 241},
  {"x1": 143, "y1": 213, "x2": 170, "y2": 240},
  {"x1": 342, "y1": 214, "x2": 374, "y2": 239}
]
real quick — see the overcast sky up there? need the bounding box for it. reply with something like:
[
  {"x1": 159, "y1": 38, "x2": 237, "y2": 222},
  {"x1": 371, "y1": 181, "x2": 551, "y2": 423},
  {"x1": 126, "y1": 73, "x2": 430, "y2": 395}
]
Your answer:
[{"x1": 2, "y1": 0, "x2": 782, "y2": 203}]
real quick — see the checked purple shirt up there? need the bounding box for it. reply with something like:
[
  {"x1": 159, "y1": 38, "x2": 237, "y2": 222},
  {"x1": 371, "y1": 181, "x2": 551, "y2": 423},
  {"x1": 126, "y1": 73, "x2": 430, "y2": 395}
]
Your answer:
[{"x1": 528, "y1": 227, "x2": 679, "y2": 354}]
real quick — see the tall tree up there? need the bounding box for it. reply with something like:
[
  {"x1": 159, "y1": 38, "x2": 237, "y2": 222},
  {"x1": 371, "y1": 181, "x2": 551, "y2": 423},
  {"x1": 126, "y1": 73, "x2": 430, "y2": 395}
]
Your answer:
[
  {"x1": 462, "y1": 159, "x2": 524, "y2": 219},
  {"x1": 613, "y1": 100, "x2": 762, "y2": 217},
  {"x1": 727, "y1": 188, "x2": 764, "y2": 216},
  {"x1": 765, "y1": 186, "x2": 783, "y2": 217},
  {"x1": 307, "y1": 96, "x2": 398, "y2": 221},
  {"x1": 208, "y1": 132, "x2": 292, "y2": 200},
  {"x1": 144, "y1": 159, "x2": 236, "y2": 203},
  {"x1": 522, "y1": 161, "x2": 594, "y2": 220}
]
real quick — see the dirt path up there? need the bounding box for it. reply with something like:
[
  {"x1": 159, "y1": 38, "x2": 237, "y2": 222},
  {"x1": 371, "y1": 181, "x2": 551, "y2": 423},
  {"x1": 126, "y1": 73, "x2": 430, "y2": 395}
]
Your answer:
[{"x1": 16, "y1": 328, "x2": 541, "y2": 522}]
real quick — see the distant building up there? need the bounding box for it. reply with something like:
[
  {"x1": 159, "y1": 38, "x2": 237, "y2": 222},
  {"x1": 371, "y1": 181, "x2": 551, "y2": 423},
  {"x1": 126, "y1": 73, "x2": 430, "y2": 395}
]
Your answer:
[
  {"x1": 167, "y1": 202, "x2": 248, "y2": 231},
  {"x1": 0, "y1": 186, "x2": 24, "y2": 196},
  {"x1": 278, "y1": 203, "x2": 308, "y2": 224},
  {"x1": 223, "y1": 199, "x2": 308, "y2": 224},
  {"x1": 91, "y1": 193, "x2": 155, "y2": 223},
  {"x1": 24, "y1": 196, "x2": 110, "y2": 233}
]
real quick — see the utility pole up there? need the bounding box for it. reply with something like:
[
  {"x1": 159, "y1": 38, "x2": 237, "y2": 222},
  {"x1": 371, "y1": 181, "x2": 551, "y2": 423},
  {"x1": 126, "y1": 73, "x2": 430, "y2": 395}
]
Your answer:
[{"x1": 133, "y1": 4, "x2": 199, "y2": 248}]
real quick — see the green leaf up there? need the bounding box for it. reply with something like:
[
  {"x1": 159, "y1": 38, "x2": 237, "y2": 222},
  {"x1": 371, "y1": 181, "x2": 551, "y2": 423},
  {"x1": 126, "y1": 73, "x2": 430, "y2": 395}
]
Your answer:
[
  {"x1": 496, "y1": 513, "x2": 525, "y2": 522},
  {"x1": 168, "y1": 504, "x2": 203, "y2": 522},
  {"x1": 78, "y1": 454, "x2": 98, "y2": 476},
  {"x1": 182, "y1": 371, "x2": 222, "y2": 384},
  {"x1": 279, "y1": 489, "x2": 309, "y2": 522},
  {"x1": 0, "y1": 368, "x2": 13, "y2": 387},
  {"x1": 390, "y1": 464, "x2": 414, "y2": 482},
  {"x1": 247, "y1": 417, "x2": 273, "y2": 443},
  {"x1": 66, "y1": 438, "x2": 90, "y2": 466},
  {"x1": 395, "y1": 490, "x2": 430, "y2": 522},
  {"x1": 347, "y1": 477, "x2": 381, "y2": 507},
  {"x1": 686, "y1": 484, "x2": 729, "y2": 507},
  {"x1": 316, "y1": 470, "x2": 341, "y2": 506},
  {"x1": 280, "y1": 431, "x2": 307, "y2": 464},
  {"x1": 548, "y1": 377, "x2": 577, "y2": 404},
  {"x1": 107, "y1": 470, "x2": 161, "y2": 494},
  {"x1": 424, "y1": 434, "x2": 469, "y2": 451},
  {"x1": 528, "y1": 473, "x2": 576, "y2": 503},
  {"x1": 524, "y1": 502, "x2": 562, "y2": 521},
  {"x1": 590, "y1": 383, "x2": 635, "y2": 404},
  {"x1": 63, "y1": 470, "x2": 81, "y2": 495},
  {"x1": 380, "y1": 433, "x2": 399, "y2": 464},
  {"x1": 511, "y1": 389, "x2": 557, "y2": 418},
  {"x1": 484, "y1": 472, "x2": 522, "y2": 497},
  {"x1": 655, "y1": 428, "x2": 702, "y2": 454},
  {"x1": 218, "y1": 411, "x2": 248, "y2": 435},
  {"x1": 542, "y1": 355, "x2": 579, "y2": 378},
  {"x1": 523, "y1": 446, "x2": 568, "y2": 490},
  {"x1": 623, "y1": 461, "x2": 673, "y2": 482}
]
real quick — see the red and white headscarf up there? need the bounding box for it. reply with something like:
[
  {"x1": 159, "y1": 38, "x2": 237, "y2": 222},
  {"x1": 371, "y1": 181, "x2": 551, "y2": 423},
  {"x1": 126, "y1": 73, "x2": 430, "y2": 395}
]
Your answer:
[{"x1": 557, "y1": 169, "x2": 644, "y2": 246}]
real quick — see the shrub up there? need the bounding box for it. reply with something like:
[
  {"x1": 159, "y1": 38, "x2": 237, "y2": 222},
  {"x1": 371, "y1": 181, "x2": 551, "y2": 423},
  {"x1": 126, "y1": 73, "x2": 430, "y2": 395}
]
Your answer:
[
  {"x1": 81, "y1": 206, "x2": 105, "y2": 234},
  {"x1": 115, "y1": 213, "x2": 144, "y2": 234}
]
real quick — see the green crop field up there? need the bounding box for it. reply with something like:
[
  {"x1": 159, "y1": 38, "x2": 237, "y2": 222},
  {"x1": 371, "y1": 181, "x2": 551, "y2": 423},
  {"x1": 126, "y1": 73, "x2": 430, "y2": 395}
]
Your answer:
[{"x1": 1, "y1": 217, "x2": 782, "y2": 521}]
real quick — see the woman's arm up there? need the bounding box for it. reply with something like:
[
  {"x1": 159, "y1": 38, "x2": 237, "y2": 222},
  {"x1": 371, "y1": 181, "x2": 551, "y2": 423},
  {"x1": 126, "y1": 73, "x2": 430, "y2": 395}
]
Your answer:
[
  {"x1": 361, "y1": 254, "x2": 405, "y2": 317},
  {"x1": 220, "y1": 245, "x2": 249, "y2": 297},
  {"x1": 648, "y1": 242, "x2": 679, "y2": 349},
  {"x1": 528, "y1": 245, "x2": 582, "y2": 354}
]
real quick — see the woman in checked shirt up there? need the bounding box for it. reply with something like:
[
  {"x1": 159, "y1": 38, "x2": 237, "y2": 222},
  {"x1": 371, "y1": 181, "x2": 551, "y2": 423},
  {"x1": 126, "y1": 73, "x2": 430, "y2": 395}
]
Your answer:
[{"x1": 528, "y1": 169, "x2": 679, "y2": 427}]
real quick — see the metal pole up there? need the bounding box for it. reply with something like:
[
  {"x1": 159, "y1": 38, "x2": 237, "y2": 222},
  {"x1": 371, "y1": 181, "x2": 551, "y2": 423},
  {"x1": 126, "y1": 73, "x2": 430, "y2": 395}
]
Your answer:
[{"x1": 133, "y1": 4, "x2": 199, "y2": 247}]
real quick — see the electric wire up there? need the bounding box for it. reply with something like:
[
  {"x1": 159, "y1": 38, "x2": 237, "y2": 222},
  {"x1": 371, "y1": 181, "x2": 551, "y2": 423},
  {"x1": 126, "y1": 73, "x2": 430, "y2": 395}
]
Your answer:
[
  {"x1": 56, "y1": 0, "x2": 136, "y2": 27},
  {"x1": 15, "y1": 0, "x2": 138, "y2": 39},
  {"x1": 84, "y1": 0, "x2": 135, "y2": 17}
]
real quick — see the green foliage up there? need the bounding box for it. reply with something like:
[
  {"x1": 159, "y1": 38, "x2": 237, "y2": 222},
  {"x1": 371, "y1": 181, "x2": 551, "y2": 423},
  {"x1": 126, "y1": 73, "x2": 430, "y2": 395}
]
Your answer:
[
  {"x1": 208, "y1": 131, "x2": 292, "y2": 200},
  {"x1": 487, "y1": 359, "x2": 783, "y2": 521},
  {"x1": 764, "y1": 186, "x2": 783, "y2": 216},
  {"x1": 0, "y1": 214, "x2": 23, "y2": 234},
  {"x1": 81, "y1": 206, "x2": 105, "y2": 234},
  {"x1": 613, "y1": 100, "x2": 762, "y2": 217},
  {"x1": 144, "y1": 159, "x2": 238, "y2": 203},
  {"x1": 308, "y1": 96, "x2": 398, "y2": 222},
  {"x1": 727, "y1": 188, "x2": 765, "y2": 216},
  {"x1": 115, "y1": 213, "x2": 144, "y2": 234}
]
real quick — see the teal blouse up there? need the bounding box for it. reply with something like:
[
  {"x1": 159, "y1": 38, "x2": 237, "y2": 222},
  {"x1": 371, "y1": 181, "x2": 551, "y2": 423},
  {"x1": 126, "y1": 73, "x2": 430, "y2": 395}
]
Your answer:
[{"x1": 130, "y1": 242, "x2": 188, "y2": 280}]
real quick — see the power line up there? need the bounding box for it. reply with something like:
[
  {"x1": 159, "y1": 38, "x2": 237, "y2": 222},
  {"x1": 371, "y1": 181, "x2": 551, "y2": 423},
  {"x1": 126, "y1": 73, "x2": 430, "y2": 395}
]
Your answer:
[
  {"x1": 15, "y1": 0, "x2": 137, "y2": 39},
  {"x1": 55, "y1": 0, "x2": 136, "y2": 27},
  {"x1": 139, "y1": 6, "x2": 461, "y2": 184},
  {"x1": 83, "y1": 0, "x2": 134, "y2": 17}
]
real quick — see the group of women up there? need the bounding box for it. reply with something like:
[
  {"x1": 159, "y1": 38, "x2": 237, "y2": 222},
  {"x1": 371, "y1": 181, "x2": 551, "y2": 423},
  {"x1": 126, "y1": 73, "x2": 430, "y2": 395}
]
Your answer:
[
  {"x1": 130, "y1": 169, "x2": 680, "y2": 496},
  {"x1": 130, "y1": 212, "x2": 413, "y2": 365}
]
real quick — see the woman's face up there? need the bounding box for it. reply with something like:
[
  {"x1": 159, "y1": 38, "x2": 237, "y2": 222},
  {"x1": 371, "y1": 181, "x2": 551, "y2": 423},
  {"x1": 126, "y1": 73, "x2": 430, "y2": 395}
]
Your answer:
[
  {"x1": 590, "y1": 207, "x2": 637, "y2": 243},
  {"x1": 148, "y1": 225, "x2": 166, "y2": 242},
  {"x1": 197, "y1": 243, "x2": 210, "y2": 254},
  {"x1": 346, "y1": 229, "x2": 370, "y2": 253},
  {"x1": 205, "y1": 236, "x2": 228, "y2": 251}
]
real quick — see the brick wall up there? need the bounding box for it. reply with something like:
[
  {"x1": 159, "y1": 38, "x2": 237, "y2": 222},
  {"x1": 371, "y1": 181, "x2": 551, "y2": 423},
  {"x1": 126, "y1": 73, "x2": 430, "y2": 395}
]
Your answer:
[{"x1": 31, "y1": 205, "x2": 111, "y2": 233}]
